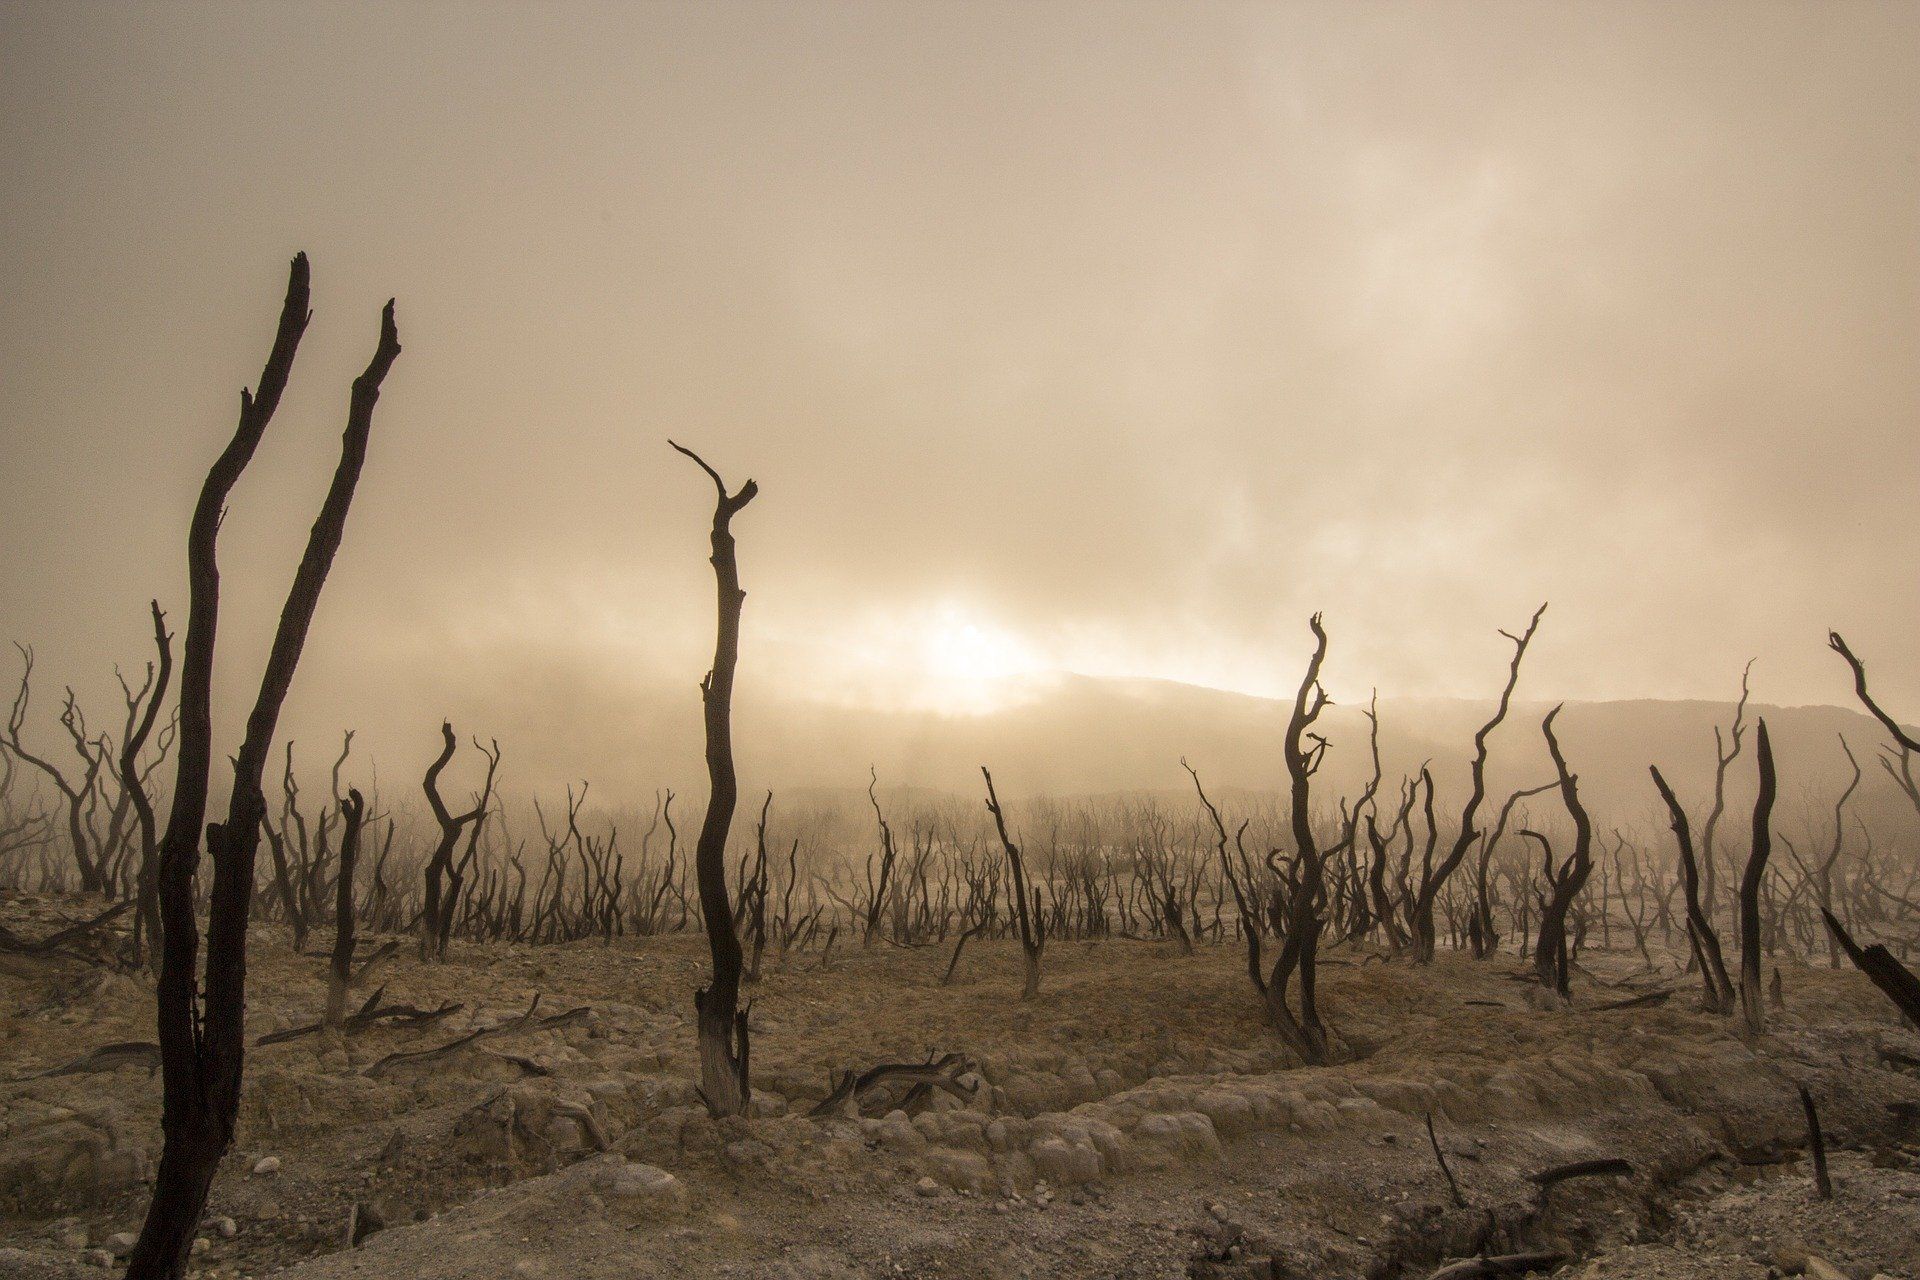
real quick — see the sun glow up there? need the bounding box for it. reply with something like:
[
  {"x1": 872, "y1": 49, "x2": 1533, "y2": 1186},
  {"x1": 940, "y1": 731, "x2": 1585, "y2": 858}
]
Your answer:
[{"x1": 774, "y1": 600, "x2": 1051, "y2": 715}]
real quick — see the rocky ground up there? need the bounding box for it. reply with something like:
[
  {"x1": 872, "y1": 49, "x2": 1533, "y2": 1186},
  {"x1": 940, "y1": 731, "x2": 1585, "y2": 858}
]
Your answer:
[{"x1": 3, "y1": 892, "x2": 1918, "y2": 1279}]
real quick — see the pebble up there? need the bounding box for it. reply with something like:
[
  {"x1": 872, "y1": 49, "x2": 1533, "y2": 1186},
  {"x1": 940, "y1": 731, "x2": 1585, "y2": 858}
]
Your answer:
[
  {"x1": 212, "y1": 1216, "x2": 239, "y2": 1239},
  {"x1": 914, "y1": 1176, "x2": 941, "y2": 1197},
  {"x1": 251, "y1": 1155, "x2": 281, "y2": 1177}
]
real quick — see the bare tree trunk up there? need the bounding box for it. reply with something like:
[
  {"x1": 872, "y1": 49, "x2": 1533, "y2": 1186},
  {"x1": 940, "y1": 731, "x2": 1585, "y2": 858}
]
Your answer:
[
  {"x1": 122, "y1": 602, "x2": 173, "y2": 971},
  {"x1": 1533, "y1": 706, "x2": 1593, "y2": 1001},
  {"x1": 325, "y1": 789, "x2": 366, "y2": 1028},
  {"x1": 1738, "y1": 719, "x2": 1776, "y2": 1035},
  {"x1": 673, "y1": 441, "x2": 756, "y2": 1118},
  {"x1": 982, "y1": 767, "x2": 1045, "y2": 999},
  {"x1": 128, "y1": 258, "x2": 398, "y2": 1280},
  {"x1": 1650, "y1": 765, "x2": 1736, "y2": 1013}
]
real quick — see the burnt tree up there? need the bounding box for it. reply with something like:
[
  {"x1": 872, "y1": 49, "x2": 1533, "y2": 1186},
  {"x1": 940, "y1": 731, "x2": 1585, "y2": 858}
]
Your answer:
[
  {"x1": 1410, "y1": 603, "x2": 1545, "y2": 962},
  {"x1": 673, "y1": 441, "x2": 757, "y2": 1117},
  {"x1": 1738, "y1": 718, "x2": 1777, "y2": 1034},
  {"x1": 418, "y1": 723, "x2": 500, "y2": 960},
  {"x1": 982, "y1": 767, "x2": 1045, "y2": 999},
  {"x1": 1649, "y1": 764, "x2": 1735, "y2": 1013},
  {"x1": 1533, "y1": 705, "x2": 1593, "y2": 1001},
  {"x1": 325, "y1": 788, "x2": 367, "y2": 1027},
  {"x1": 1267, "y1": 613, "x2": 1333, "y2": 1064},
  {"x1": 127, "y1": 255, "x2": 399, "y2": 1279}
]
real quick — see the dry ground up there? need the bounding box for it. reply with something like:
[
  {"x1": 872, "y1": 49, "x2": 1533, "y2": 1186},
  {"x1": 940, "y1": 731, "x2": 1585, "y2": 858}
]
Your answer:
[{"x1": 3, "y1": 893, "x2": 1918, "y2": 1279}]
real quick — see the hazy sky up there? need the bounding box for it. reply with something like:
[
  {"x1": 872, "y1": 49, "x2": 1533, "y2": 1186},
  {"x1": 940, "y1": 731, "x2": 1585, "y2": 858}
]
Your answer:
[{"x1": 0, "y1": 2, "x2": 1915, "y2": 793}]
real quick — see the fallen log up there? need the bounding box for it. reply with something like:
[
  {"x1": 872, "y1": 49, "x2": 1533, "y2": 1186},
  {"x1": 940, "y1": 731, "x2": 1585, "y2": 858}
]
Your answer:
[
  {"x1": 14, "y1": 1040, "x2": 161, "y2": 1080},
  {"x1": 0, "y1": 901, "x2": 133, "y2": 959},
  {"x1": 1585, "y1": 988, "x2": 1673, "y2": 1013},
  {"x1": 808, "y1": 1051, "x2": 976, "y2": 1118},
  {"x1": 1531, "y1": 1157, "x2": 1634, "y2": 1192},
  {"x1": 256, "y1": 984, "x2": 464, "y2": 1046},
  {"x1": 1428, "y1": 1251, "x2": 1566, "y2": 1280},
  {"x1": 360, "y1": 995, "x2": 589, "y2": 1077}
]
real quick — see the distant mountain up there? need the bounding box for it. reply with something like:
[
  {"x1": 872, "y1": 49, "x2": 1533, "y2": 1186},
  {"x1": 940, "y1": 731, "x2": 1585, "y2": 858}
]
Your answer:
[
  {"x1": 730, "y1": 675, "x2": 1911, "y2": 828},
  {"x1": 361, "y1": 651, "x2": 1916, "y2": 832}
]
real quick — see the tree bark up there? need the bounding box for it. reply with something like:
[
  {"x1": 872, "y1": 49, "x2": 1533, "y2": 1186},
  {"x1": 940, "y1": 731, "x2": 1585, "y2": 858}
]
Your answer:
[
  {"x1": 127, "y1": 261, "x2": 398, "y2": 1280},
  {"x1": 673, "y1": 441, "x2": 756, "y2": 1118},
  {"x1": 1738, "y1": 719, "x2": 1776, "y2": 1034}
]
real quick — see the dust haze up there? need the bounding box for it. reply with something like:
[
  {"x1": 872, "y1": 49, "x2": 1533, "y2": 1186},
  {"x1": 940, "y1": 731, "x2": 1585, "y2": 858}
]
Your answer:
[{"x1": 2, "y1": 5, "x2": 1918, "y2": 1280}]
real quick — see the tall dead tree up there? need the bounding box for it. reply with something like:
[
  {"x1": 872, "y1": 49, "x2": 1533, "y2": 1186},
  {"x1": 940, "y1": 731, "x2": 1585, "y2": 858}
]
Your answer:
[
  {"x1": 673, "y1": 441, "x2": 756, "y2": 1118},
  {"x1": 128, "y1": 255, "x2": 399, "y2": 1280},
  {"x1": 1650, "y1": 764, "x2": 1735, "y2": 1013},
  {"x1": 1738, "y1": 718, "x2": 1777, "y2": 1034},
  {"x1": 1266, "y1": 613, "x2": 1333, "y2": 1064},
  {"x1": 1410, "y1": 603, "x2": 1544, "y2": 962},
  {"x1": 982, "y1": 767, "x2": 1045, "y2": 998},
  {"x1": 1533, "y1": 705, "x2": 1593, "y2": 1001}
]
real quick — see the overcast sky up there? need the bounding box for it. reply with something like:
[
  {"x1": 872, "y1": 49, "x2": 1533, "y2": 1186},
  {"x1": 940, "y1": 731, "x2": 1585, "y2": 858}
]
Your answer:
[{"x1": 0, "y1": 2, "x2": 1914, "y2": 792}]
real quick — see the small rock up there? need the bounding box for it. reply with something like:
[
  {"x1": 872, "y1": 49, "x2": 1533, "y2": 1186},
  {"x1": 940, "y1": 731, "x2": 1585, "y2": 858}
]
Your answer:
[
  {"x1": 211, "y1": 1216, "x2": 238, "y2": 1239},
  {"x1": 104, "y1": 1232, "x2": 137, "y2": 1258},
  {"x1": 915, "y1": 1176, "x2": 941, "y2": 1197},
  {"x1": 251, "y1": 1155, "x2": 281, "y2": 1177},
  {"x1": 81, "y1": 1249, "x2": 114, "y2": 1269}
]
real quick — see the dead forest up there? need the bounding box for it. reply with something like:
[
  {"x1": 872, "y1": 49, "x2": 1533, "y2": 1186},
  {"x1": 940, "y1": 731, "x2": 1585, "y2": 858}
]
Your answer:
[{"x1": 2, "y1": 257, "x2": 1918, "y2": 1280}]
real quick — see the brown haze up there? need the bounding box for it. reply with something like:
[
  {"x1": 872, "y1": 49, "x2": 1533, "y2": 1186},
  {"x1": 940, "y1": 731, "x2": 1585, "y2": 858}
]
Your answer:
[{"x1": 1, "y1": 2, "x2": 1915, "y2": 801}]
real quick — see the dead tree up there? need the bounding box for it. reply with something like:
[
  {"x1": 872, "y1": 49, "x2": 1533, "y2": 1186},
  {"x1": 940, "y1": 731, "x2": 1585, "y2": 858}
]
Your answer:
[
  {"x1": 1737, "y1": 719, "x2": 1777, "y2": 1034},
  {"x1": 1410, "y1": 604, "x2": 1544, "y2": 962},
  {"x1": 5, "y1": 647, "x2": 109, "y2": 894},
  {"x1": 673, "y1": 440, "x2": 756, "y2": 1118},
  {"x1": 1821, "y1": 908, "x2": 1920, "y2": 1026},
  {"x1": 325, "y1": 789, "x2": 367, "y2": 1027},
  {"x1": 862, "y1": 768, "x2": 898, "y2": 947},
  {"x1": 1650, "y1": 765, "x2": 1735, "y2": 1013},
  {"x1": 1701, "y1": 662, "x2": 1754, "y2": 923},
  {"x1": 121, "y1": 603, "x2": 175, "y2": 969},
  {"x1": 1532, "y1": 706, "x2": 1593, "y2": 1001},
  {"x1": 1266, "y1": 614, "x2": 1334, "y2": 1063},
  {"x1": 1830, "y1": 631, "x2": 1920, "y2": 824},
  {"x1": 128, "y1": 255, "x2": 399, "y2": 1280},
  {"x1": 982, "y1": 767, "x2": 1044, "y2": 998},
  {"x1": 418, "y1": 724, "x2": 500, "y2": 960}
]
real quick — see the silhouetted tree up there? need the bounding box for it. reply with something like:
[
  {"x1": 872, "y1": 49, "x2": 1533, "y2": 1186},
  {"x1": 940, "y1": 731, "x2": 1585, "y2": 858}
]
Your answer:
[
  {"x1": 1532, "y1": 705, "x2": 1593, "y2": 1001},
  {"x1": 127, "y1": 255, "x2": 399, "y2": 1280},
  {"x1": 982, "y1": 767, "x2": 1045, "y2": 998},
  {"x1": 1409, "y1": 604, "x2": 1544, "y2": 962},
  {"x1": 673, "y1": 440, "x2": 756, "y2": 1117},
  {"x1": 1738, "y1": 719, "x2": 1776, "y2": 1034},
  {"x1": 1650, "y1": 764, "x2": 1735, "y2": 1013}
]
